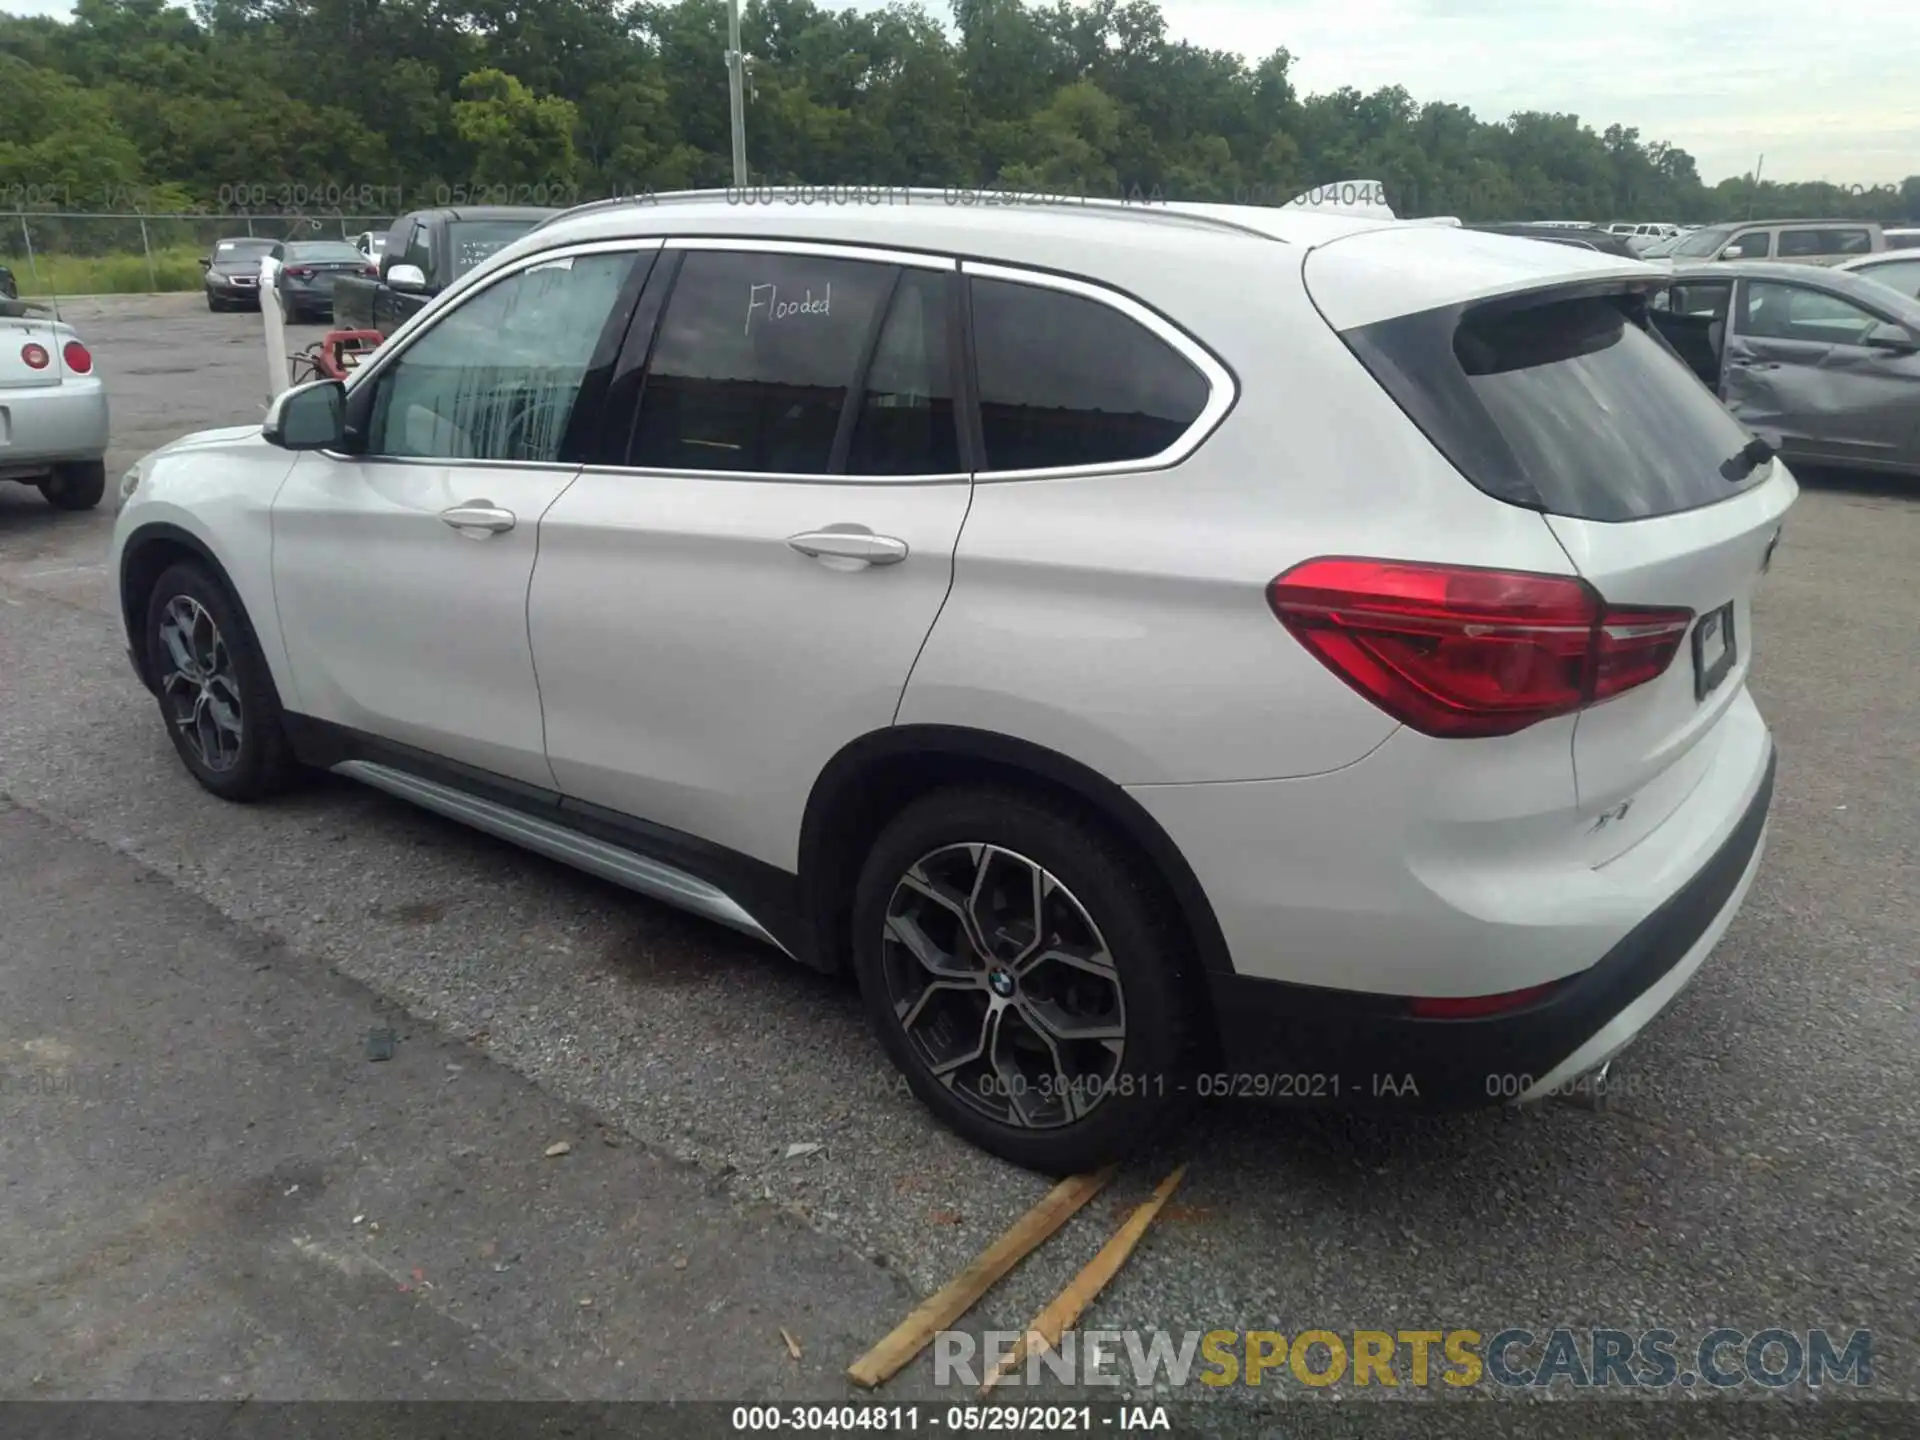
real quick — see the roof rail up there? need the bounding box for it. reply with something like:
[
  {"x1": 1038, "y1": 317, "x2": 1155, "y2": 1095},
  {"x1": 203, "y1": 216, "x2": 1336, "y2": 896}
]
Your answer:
[{"x1": 529, "y1": 185, "x2": 1298, "y2": 245}]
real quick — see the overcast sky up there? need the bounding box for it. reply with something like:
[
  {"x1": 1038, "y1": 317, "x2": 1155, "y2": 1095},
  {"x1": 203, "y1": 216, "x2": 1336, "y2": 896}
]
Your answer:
[{"x1": 7, "y1": 0, "x2": 1912, "y2": 186}]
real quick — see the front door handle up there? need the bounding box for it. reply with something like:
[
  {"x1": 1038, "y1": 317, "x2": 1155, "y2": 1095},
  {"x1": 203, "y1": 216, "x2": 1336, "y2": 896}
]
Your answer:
[
  {"x1": 440, "y1": 501, "x2": 516, "y2": 535},
  {"x1": 787, "y1": 529, "x2": 909, "y2": 566}
]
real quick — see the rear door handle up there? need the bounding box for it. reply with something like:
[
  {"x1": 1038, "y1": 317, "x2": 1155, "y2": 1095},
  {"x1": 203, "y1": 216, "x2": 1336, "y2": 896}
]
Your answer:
[
  {"x1": 787, "y1": 529, "x2": 909, "y2": 566},
  {"x1": 440, "y1": 502, "x2": 516, "y2": 535}
]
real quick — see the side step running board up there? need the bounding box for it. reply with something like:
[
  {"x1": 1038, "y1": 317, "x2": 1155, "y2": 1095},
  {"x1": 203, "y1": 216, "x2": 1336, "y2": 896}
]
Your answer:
[{"x1": 333, "y1": 759, "x2": 789, "y2": 954}]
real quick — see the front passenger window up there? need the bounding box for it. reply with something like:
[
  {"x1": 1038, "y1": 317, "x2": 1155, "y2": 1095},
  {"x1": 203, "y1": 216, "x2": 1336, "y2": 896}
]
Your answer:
[{"x1": 365, "y1": 251, "x2": 639, "y2": 462}]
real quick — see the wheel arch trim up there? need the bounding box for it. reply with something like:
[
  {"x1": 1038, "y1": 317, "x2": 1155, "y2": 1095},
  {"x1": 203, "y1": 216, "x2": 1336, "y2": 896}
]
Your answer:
[
  {"x1": 118, "y1": 521, "x2": 265, "y2": 695},
  {"x1": 799, "y1": 724, "x2": 1236, "y2": 976}
]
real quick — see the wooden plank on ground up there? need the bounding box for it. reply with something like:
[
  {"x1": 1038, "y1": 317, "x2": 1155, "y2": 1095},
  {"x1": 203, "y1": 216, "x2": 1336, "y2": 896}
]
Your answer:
[
  {"x1": 846, "y1": 1165, "x2": 1118, "y2": 1389},
  {"x1": 978, "y1": 1162, "x2": 1190, "y2": 1396}
]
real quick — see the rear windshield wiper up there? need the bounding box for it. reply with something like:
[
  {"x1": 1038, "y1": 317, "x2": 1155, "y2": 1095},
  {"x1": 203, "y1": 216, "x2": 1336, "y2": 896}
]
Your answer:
[{"x1": 1720, "y1": 436, "x2": 1775, "y2": 482}]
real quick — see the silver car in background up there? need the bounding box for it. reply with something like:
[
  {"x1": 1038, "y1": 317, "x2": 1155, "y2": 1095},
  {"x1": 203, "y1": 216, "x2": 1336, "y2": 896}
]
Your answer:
[
  {"x1": 1649, "y1": 260, "x2": 1920, "y2": 478},
  {"x1": 0, "y1": 298, "x2": 110, "y2": 509},
  {"x1": 1834, "y1": 250, "x2": 1920, "y2": 302}
]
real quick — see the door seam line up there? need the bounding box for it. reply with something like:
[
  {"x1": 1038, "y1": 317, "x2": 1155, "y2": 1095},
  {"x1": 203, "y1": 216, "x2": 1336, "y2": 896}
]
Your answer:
[{"x1": 891, "y1": 475, "x2": 975, "y2": 727}]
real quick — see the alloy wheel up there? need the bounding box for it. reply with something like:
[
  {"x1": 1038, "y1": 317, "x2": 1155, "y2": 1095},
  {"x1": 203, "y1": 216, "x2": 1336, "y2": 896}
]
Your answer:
[
  {"x1": 880, "y1": 843, "x2": 1127, "y2": 1128},
  {"x1": 157, "y1": 595, "x2": 244, "y2": 773}
]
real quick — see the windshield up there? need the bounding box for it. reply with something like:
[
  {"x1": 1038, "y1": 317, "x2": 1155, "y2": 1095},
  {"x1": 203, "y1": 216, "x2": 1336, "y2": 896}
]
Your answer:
[
  {"x1": 449, "y1": 220, "x2": 540, "y2": 277},
  {"x1": 1640, "y1": 235, "x2": 1682, "y2": 257},
  {"x1": 1673, "y1": 226, "x2": 1734, "y2": 258}
]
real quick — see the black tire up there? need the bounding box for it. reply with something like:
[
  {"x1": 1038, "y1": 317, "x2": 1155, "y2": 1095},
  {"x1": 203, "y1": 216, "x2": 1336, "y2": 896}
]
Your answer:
[
  {"x1": 144, "y1": 561, "x2": 300, "y2": 802},
  {"x1": 39, "y1": 461, "x2": 106, "y2": 511},
  {"x1": 851, "y1": 787, "x2": 1196, "y2": 1174},
  {"x1": 206, "y1": 292, "x2": 225, "y2": 312}
]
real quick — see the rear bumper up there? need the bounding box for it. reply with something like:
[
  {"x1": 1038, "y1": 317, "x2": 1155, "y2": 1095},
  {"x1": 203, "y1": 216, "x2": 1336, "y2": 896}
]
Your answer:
[
  {"x1": 1201, "y1": 742, "x2": 1775, "y2": 1108},
  {"x1": 0, "y1": 378, "x2": 109, "y2": 476}
]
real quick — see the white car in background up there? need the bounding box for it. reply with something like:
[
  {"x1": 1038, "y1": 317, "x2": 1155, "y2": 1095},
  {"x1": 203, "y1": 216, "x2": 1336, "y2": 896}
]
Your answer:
[
  {"x1": 1, "y1": 299, "x2": 109, "y2": 510},
  {"x1": 109, "y1": 190, "x2": 1787, "y2": 1171}
]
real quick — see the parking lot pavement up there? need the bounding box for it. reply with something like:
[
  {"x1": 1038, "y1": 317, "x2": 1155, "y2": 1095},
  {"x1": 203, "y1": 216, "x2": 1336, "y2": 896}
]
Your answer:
[
  {"x1": 2, "y1": 297, "x2": 1915, "y2": 1406},
  {"x1": 0, "y1": 800, "x2": 914, "y2": 1401}
]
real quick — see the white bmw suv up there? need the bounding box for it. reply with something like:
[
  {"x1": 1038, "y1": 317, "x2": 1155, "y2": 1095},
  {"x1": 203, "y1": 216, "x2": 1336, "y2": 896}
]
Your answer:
[{"x1": 111, "y1": 190, "x2": 1790, "y2": 1173}]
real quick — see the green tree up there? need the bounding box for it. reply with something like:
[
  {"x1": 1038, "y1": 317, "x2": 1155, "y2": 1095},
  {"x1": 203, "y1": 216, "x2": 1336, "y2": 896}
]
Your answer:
[{"x1": 451, "y1": 68, "x2": 580, "y2": 186}]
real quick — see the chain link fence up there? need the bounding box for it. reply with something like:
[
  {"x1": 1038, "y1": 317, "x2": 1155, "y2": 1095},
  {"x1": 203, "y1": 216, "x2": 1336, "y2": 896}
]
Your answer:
[{"x1": 4, "y1": 212, "x2": 397, "y2": 297}]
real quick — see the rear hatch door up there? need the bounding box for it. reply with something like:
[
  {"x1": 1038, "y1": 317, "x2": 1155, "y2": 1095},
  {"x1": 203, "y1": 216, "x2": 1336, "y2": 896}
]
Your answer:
[{"x1": 1311, "y1": 233, "x2": 1793, "y2": 862}]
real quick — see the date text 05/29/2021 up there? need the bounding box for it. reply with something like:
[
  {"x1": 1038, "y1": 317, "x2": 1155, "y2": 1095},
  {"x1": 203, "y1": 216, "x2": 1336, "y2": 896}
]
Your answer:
[{"x1": 730, "y1": 1406, "x2": 1167, "y2": 1433}]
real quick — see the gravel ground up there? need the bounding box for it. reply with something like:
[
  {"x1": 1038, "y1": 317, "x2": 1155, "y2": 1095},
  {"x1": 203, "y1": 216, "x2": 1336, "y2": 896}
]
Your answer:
[{"x1": 1, "y1": 294, "x2": 1914, "y2": 1414}]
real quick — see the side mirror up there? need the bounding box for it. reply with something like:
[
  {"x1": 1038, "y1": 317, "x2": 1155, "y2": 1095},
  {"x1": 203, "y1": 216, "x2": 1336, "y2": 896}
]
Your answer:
[
  {"x1": 386, "y1": 263, "x2": 428, "y2": 293},
  {"x1": 263, "y1": 379, "x2": 347, "y2": 451},
  {"x1": 199, "y1": 257, "x2": 212, "y2": 270},
  {"x1": 1863, "y1": 320, "x2": 1919, "y2": 353}
]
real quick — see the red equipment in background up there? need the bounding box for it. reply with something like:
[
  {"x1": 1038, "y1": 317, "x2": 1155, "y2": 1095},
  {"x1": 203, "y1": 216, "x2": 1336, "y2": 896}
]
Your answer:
[
  {"x1": 288, "y1": 329, "x2": 384, "y2": 386},
  {"x1": 314, "y1": 329, "x2": 384, "y2": 380}
]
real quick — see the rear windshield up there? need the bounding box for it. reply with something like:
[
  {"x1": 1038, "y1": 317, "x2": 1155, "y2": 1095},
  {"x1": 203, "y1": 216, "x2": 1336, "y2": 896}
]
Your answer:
[
  {"x1": 284, "y1": 242, "x2": 364, "y2": 263},
  {"x1": 214, "y1": 240, "x2": 275, "y2": 259},
  {"x1": 449, "y1": 220, "x2": 539, "y2": 276},
  {"x1": 1342, "y1": 289, "x2": 1768, "y2": 523}
]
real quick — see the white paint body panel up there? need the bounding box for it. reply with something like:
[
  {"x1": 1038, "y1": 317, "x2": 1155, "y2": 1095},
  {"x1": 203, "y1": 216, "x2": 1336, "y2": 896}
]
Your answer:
[
  {"x1": 1131, "y1": 684, "x2": 1773, "y2": 996},
  {"x1": 530, "y1": 471, "x2": 971, "y2": 871},
  {"x1": 900, "y1": 236, "x2": 1578, "y2": 784},
  {"x1": 108, "y1": 428, "x2": 299, "y2": 691},
  {"x1": 269, "y1": 453, "x2": 578, "y2": 788}
]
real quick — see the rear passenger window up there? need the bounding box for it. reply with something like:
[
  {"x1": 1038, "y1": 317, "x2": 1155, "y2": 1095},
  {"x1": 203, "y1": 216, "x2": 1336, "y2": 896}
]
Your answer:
[
  {"x1": 968, "y1": 277, "x2": 1209, "y2": 472},
  {"x1": 630, "y1": 250, "x2": 894, "y2": 474},
  {"x1": 1778, "y1": 228, "x2": 1872, "y2": 258}
]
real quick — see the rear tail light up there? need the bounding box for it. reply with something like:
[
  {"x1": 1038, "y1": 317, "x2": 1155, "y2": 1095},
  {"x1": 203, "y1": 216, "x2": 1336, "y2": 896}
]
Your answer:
[
  {"x1": 21, "y1": 342, "x2": 50, "y2": 370},
  {"x1": 288, "y1": 266, "x2": 315, "y2": 279},
  {"x1": 1409, "y1": 981, "x2": 1562, "y2": 1019},
  {"x1": 1267, "y1": 558, "x2": 1693, "y2": 738},
  {"x1": 61, "y1": 340, "x2": 92, "y2": 374},
  {"x1": 364, "y1": 265, "x2": 379, "y2": 277}
]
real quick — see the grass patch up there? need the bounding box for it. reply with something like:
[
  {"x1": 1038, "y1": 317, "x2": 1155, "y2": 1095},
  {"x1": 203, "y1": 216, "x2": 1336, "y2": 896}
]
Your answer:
[{"x1": 0, "y1": 245, "x2": 205, "y2": 297}]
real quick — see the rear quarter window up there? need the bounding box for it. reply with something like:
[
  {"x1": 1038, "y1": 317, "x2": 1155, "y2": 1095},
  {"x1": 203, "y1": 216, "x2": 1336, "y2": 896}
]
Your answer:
[
  {"x1": 968, "y1": 277, "x2": 1210, "y2": 473},
  {"x1": 1342, "y1": 289, "x2": 1767, "y2": 523}
]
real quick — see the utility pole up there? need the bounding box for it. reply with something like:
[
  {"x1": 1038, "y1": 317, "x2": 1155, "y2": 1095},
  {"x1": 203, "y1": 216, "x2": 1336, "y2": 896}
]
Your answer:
[
  {"x1": 725, "y1": 0, "x2": 748, "y2": 188},
  {"x1": 1746, "y1": 153, "x2": 1764, "y2": 220}
]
